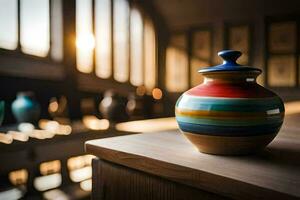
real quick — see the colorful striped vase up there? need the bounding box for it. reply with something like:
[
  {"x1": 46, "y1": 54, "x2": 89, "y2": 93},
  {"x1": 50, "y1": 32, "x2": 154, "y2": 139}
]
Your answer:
[{"x1": 175, "y1": 50, "x2": 284, "y2": 155}]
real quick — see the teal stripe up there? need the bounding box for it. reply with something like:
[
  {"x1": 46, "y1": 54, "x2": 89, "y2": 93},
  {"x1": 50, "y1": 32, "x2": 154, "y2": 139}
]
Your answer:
[
  {"x1": 176, "y1": 116, "x2": 283, "y2": 126},
  {"x1": 176, "y1": 94, "x2": 284, "y2": 112}
]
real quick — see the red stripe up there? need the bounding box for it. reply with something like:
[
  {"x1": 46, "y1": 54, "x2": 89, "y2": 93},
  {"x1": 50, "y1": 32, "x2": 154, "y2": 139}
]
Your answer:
[{"x1": 186, "y1": 82, "x2": 275, "y2": 98}]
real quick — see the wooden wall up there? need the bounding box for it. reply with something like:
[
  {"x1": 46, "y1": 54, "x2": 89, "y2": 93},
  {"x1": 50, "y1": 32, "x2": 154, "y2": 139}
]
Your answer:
[
  {"x1": 0, "y1": 0, "x2": 169, "y2": 124},
  {"x1": 153, "y1": 0, "x2": 300, "y2": 115},
  {"x1": 154, "y1": 0, "x2": 300, "y2": 80},
  {"x1": 2, "y1": 0, "x2": 300, "y2": 123}
]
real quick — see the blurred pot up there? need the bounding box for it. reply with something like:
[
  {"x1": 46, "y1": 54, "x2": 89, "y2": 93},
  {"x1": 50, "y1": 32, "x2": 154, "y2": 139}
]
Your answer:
[{"x1": 12, "y1": 91, "x2": 41, "y2": 123}]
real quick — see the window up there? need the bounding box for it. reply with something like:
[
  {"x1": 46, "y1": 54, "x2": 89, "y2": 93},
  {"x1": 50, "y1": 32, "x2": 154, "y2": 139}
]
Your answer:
[
  {"x1": 0, "y1": 0, "x2": 63, "y2": 60},
  {"x1": 190, "y1": 58, "x2": 208, "y2": 87},
  {"x1": 95, "y1": 0, "x2": 111, "y2": 78},
  {"x1": 113, "y1": 0, "x2": 130, "y2": 82},
  {"x1": 166, "y1": 47, "x2": 189, "y2": 92},
  {"x1": 166, "y1": 34, "x2": 189, "y2": 92},
  {"x1": 0, "y1": 0, "x2": 18, "y2": 50},
  {"x1": 166, "y1": 30, "x2": 213, "y2": 92},
  {"x1": 76, "y1": 0, "x2": 157, "y2": 91},
  {"x1": 144, "y1": 18, "x2": 157, "y2": 91},
  {"x1": 51, "y1": 0, "x2": 63, "y2": 62},
  {"x1": 190, "y1": 29, "x2": 212, "y2": 87},
  {"x1": 76, "y1": 0, "x2": 94, "y2": 73},
  {"x1": 21, "y1": 0, "x2": 50, "y2": 57},
  {"x1": 130, "y1": 8, "x2": 143, "y2": 86}
]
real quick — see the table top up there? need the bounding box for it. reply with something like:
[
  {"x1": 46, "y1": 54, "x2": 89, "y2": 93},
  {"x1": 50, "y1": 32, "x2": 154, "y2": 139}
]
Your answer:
[{"x1": 86, "y1": 115, "x2": 300, "y2": 200}]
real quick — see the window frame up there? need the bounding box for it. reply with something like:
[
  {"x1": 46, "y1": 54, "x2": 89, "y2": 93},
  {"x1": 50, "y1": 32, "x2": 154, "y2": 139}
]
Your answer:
[
  {"x1": 0, "y1": 0, "x2": 64, "y2": 81},
  {"x1": 76, "y1": 0, "x2": 158, "y2": 94}
]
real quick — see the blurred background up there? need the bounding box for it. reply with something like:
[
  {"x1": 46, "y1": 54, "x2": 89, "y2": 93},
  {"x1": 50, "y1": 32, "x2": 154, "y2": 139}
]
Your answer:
[{"x1": 0, "y1": 0, "x2": 300, "y2": 199}]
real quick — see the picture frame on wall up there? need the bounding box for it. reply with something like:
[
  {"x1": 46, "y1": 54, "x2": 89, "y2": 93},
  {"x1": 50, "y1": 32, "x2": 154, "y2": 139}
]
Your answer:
[
  {"x1": 191, "y1": 28, "x2": 212, "y2": 61},
  {"x1": 268, "y1": 21, "x2": 297, "y2": 54},
  {"x1": 225, "y1": 23, "x2": 251, "y2": 65},
  {"x1": 265, "y1": 17, "x2": 299, "y2": 88},
  {"x1": 267, "y1": 55, "x2": 296, "y2": 87}
]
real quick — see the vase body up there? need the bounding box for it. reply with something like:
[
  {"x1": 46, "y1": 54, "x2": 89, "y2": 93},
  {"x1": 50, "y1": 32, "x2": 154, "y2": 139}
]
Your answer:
[
  {"x1": 12, "y1": 92, "x2": 41, "y2": 123},
  {"x1": 175, "y1": 50, "x2": 285, "y2": 155}
]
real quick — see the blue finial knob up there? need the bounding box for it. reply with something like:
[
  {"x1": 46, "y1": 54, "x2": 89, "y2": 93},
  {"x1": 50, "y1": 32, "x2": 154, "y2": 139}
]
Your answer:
[
  {"x1": 218, "y1": 50, "x2": 241, "y2": 65},
  {"x1": 198, "y1": 49, "x2": 261, "y2": 73}
]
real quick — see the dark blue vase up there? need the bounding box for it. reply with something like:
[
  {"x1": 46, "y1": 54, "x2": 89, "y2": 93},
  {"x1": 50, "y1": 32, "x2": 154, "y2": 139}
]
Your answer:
[{"x1": 11, "y1": 92, "x2": 41, "y2": 123}]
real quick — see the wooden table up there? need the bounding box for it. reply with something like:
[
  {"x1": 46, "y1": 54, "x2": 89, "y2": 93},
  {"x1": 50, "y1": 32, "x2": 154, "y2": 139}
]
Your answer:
[{"x1": 86, "y1": 115, "x2": 300, "y2": 200}]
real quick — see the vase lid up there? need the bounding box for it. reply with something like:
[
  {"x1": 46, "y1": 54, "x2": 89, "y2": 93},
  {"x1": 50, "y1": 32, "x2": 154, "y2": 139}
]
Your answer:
[{"x1": 198, "y1": 50, "x2": 262, "y2": 74}]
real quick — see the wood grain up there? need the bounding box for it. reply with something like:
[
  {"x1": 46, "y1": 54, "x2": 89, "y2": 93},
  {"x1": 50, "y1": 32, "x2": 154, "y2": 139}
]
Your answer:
[
  {"x1": 86, "y1": 117, "x2": 300, "y2": 200},
  {"x1": 92, "y1": 159, "x2": 229, "y2": 200}
]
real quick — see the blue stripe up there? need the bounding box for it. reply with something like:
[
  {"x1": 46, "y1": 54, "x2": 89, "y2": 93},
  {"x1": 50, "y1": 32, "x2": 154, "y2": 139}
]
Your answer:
[{"x1": 178, "y1": 121, "x2": 282, "y2": 136}]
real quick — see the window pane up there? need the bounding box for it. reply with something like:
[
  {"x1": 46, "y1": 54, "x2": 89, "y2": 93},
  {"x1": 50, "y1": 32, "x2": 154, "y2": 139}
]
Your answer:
[
  {"x1": 268, "y1": 55, "x2": 296, "y2": 87},
  {"x1": 228, "y1": 25, "x2": 249, "y2": 65},
  {"x1": 95, "y1": 0, "x2": 111, "y2": 78},
  {"x1": 190, "y1": 58, "x2": 208, "y2": 87},
  {"x1": 76, "y1": 0, "x2": 94, "y2": 73},
  {"x1": 166, "y1": 47, "x2": 188, "y2": 92},
  {"x1": 51, "y1": 0, "x2": 63, "y2": 62},
  {"x1": 170, "y1": 34, "x2": 187, "y2": 50},
  {"x1": 113, "y1": 0, "x2": 129, "y2": 82},
  {"x1": 0, "y1": 0, "x2": 18, "y2": 50},
  {"x1": 20, "y1": 0, "x2": 50, "y2": 57},
  {"x1": 130, "y1": 8, "x2": 143, "y2": 86},
  {"x1": 192, "y1": 30, "x2": 211, "y2": 60},
  {"x1": 144, "y1": 18, "x2": 156, "y2": 91}
]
